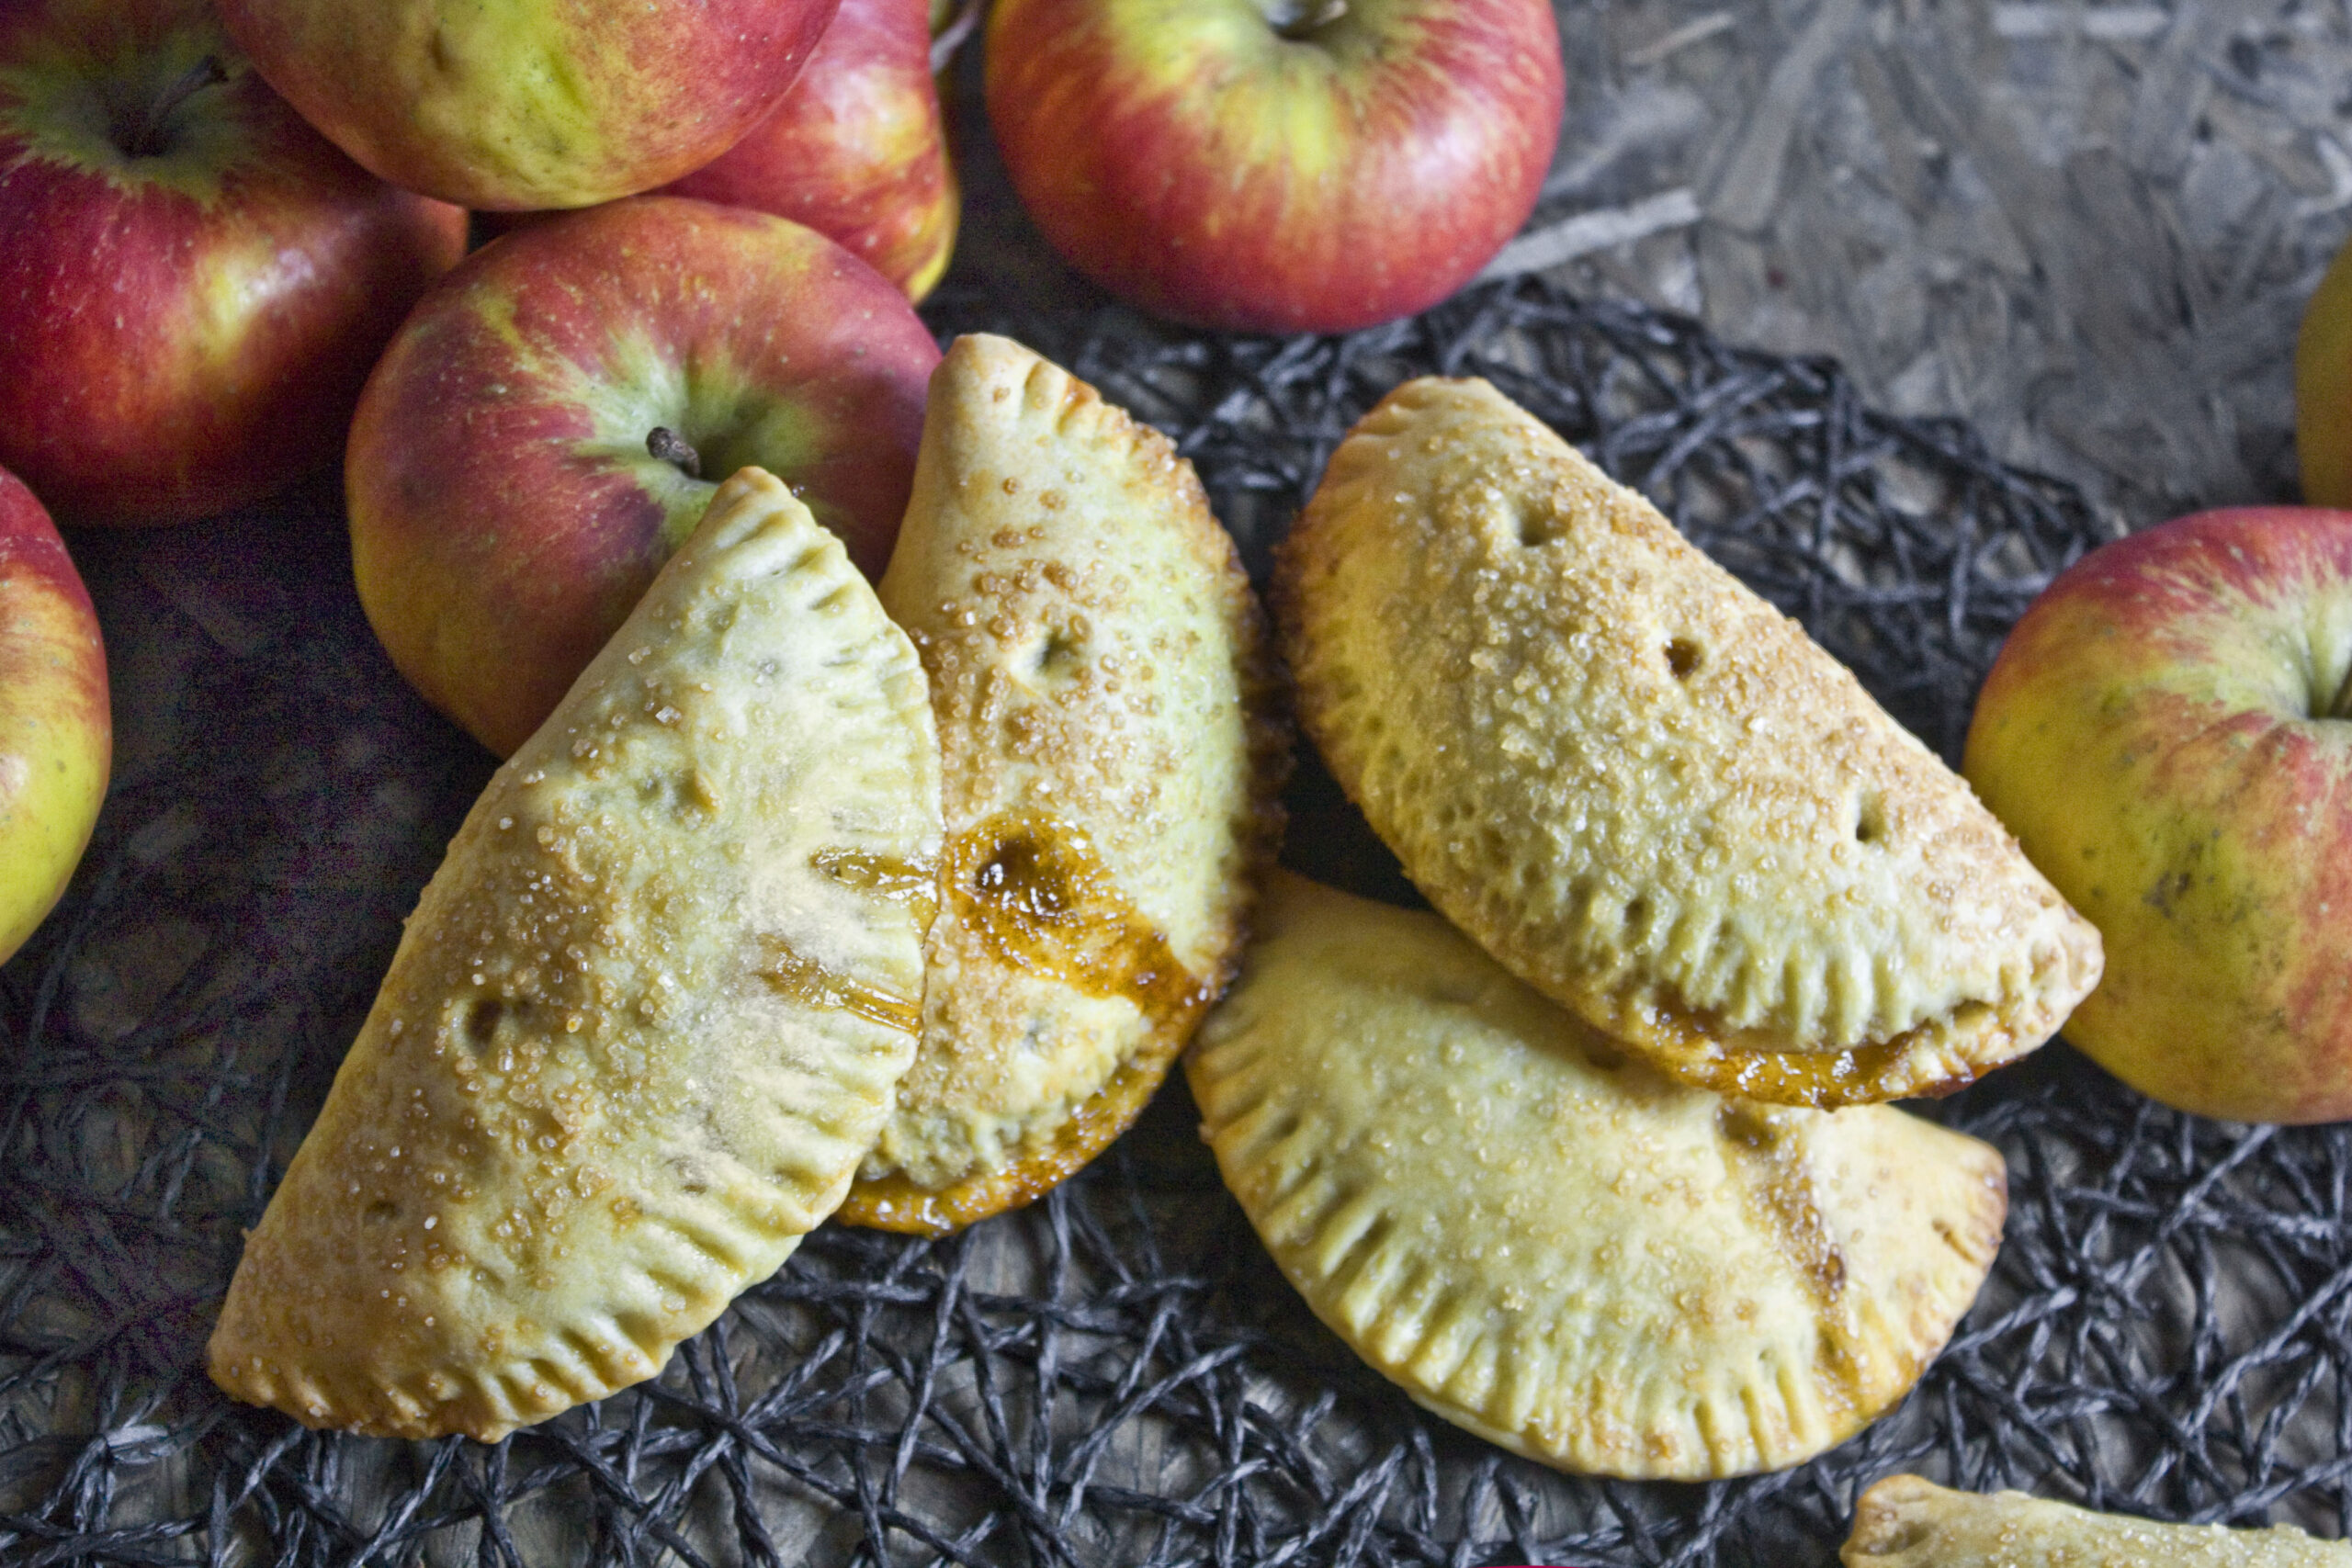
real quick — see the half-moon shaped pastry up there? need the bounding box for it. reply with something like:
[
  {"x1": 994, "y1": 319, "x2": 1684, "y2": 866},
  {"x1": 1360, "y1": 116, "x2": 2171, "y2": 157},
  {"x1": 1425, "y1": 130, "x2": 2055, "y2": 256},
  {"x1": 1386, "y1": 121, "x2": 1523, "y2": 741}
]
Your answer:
[
  {"x1": 836, "y1": 333, "x2": 1283, "y2": 1235},
  {"x1": 1845, "y1": 1475, "x2": 2352, "y2": 1566},
  {"x1": 1274, "y1": 376, "x2": 2101, "y2": 1107},
  {"x1": 1187, "y1": 873, "x2": 2006, "y2": 1480},
  {"x1": 209, "y1": 468, "x2": 942, "y2": 1440}
]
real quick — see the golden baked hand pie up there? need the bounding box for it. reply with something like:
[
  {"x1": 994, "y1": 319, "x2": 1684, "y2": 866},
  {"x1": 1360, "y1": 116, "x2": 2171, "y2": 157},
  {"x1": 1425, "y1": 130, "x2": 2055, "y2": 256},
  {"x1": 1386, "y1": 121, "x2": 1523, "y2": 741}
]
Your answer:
[
  {"x1": 209, "y1": 468, "x2": 942, "y2": 1441},
  {"x1": 1188, "y1": 873, "x2": 2006, "y2": 1481},
  {"x1": 835, "y1": 333, "x2": 1283, "y2": 1235},
  {"x1": 1274, "y1": 376, "x2": 2101, "y2": 1107},
  {"x1": 1845, "y1": 1475, "x2": 2352, "y2": 1566}
]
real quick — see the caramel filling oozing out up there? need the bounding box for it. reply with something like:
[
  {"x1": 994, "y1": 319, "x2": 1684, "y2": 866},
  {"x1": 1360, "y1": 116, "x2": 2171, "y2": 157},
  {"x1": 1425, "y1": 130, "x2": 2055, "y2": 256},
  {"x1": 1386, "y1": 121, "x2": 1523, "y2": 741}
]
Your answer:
[
  {"x1": 812, "y1": 848, "x2": 942, "y2": 930},
  {"x1": 755, "y1": 937, "x2": 922, "y2": 1036},
  {"x1": 944, "y1": 811, "x2": 1212, "y2": 1022},
  {"x1": 839, "y1": 811, "x2": 1214, "y2": 1235}
]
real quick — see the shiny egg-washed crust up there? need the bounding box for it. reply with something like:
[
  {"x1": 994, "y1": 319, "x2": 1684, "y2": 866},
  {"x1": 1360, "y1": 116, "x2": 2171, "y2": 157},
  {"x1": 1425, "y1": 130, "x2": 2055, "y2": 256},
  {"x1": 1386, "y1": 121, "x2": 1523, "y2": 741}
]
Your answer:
[
  {"x1": 1844, "y1": 1475, "x2": 2352, "y2": 1565},
  {"x1": 1274, "y1": 376, "x2": 2102, "y2": 1108},
  {"x1": 1190, "y1": 874, "x2": 2007, "y2": 1481},
  {"x1": 838, "y1": 333, "x2": 1285, "y2": 1236},
  {"x1": 209, "y1": 469, "x2": 942, "y2": 1441}
]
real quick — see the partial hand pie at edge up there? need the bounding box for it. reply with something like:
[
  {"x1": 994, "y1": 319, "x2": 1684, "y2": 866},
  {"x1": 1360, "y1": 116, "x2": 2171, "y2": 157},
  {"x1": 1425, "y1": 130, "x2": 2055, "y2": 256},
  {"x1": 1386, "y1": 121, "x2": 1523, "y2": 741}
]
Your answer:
[
  {"x1": 1844, "y1": 1474, "x2": 2352, "y2": 1566},
  {"x1": 1274, "y1": 375, "x2": 2101, "y2": 1107}
]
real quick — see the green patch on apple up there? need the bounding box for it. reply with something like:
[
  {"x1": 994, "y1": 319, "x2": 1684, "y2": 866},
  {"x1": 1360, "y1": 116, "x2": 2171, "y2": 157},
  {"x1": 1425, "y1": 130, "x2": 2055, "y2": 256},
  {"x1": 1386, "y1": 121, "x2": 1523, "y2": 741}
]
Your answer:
[{"x1": 565, "y1": 331, "x2": 836, "y2": 558}]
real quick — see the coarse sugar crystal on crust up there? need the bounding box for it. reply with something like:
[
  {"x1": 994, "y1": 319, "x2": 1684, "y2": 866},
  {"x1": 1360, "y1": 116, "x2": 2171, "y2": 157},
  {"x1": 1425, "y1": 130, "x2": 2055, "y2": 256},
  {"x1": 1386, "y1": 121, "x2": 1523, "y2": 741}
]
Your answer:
[
  {"x1": 1273, "y1": 375, "x2": 2102, "y2": 1108},
  {"x1": 836, "y1": 333, "x2": 1285, "y2": 1235},
  {"x1": 208, "y1": 469, "x2": 941, "y2": 1441},
  {"x1": 1188, "y1": 874, "x2": 2007, "y2": 1481}
]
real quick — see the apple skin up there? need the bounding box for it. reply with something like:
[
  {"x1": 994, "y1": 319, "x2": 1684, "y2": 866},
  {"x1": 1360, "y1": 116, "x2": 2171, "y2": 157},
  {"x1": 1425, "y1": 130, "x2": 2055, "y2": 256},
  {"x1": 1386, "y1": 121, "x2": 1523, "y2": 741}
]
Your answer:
[
  {"x1": 216, "y1": 0, "x2": 839, "y2": 210},
  {"x1": 664, "y1": 0, "x2": 959, "y2": 303},
  {"x1": 0, "y1": 465, "x2": 108, "y2": 967},
  {"x1": 0, "y1": 0, "x2": 468, "y2": 526},
  {"x1": 2296, "y1": 236, "x2": 2352, "y2": 506},
  {"x1": 347, "y1": 196, "x2": 940, "y2": 759},
  {"x1": 1962, "y1": 508, "x2": 2352, "y2": 1123},
  {"x1": 983, "y1": 0, "x2": 1564, "y2": 334}
]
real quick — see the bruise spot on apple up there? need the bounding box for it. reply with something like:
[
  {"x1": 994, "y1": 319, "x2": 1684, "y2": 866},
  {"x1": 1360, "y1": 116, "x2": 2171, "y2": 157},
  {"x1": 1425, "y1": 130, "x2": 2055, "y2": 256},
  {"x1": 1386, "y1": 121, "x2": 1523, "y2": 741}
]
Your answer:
[{"x1": 2144, "y1": 866, "x2": 2194, "y2": 916}]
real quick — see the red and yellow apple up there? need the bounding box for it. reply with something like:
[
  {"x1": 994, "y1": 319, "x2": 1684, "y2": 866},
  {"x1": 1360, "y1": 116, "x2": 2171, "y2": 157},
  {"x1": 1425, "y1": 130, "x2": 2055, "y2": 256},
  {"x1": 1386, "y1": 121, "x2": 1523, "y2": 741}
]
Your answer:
[
  {"x1": 1963, "y1": 508, "x2": 2352, "y2": 1122},
  {"x1": 665, "y1": 0, "x2": 959, "y2": 302},
  {"x1": 984, "y1": 0, "x2": 1565, "y2": 334},
  {"x1": 347, "y1": 197, "x2": 940, "y2": 759},
  {"x1": 216, "y1": 0, "x2": 839, "y2": 210},
  {"x1": 0, "y1": 0, "x2": 467, "y2": 525},
  {"x1": 0, "y1": 465, "x2": 108, "y2": 967},
  {"x1": 2297, "y1": 237, "x2": 2352, "y2": 506}
]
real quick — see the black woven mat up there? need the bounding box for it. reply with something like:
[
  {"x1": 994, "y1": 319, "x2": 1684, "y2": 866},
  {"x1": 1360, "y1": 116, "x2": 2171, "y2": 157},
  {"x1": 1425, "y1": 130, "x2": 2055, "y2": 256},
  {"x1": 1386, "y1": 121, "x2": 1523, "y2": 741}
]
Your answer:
[{"x1": 5, "y1": 274, "x2": 2345, "y2": 1568}]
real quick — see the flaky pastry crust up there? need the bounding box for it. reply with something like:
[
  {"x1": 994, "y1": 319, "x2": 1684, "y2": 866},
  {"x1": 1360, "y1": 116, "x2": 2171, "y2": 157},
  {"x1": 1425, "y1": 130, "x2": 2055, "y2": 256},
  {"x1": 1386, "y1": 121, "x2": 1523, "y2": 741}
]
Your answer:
[
  {"x1": 209, "y1": 470, "x2": 941, "y2": 1439},
  {"x1": 1275, "y1": 376, "x2": 2101, "y2": 1106},
  {"x1": 1844, "y1": 1474, "x2": 2352, "y2": 1566},
  {"x1": 1190, "y1": 874, "x2": 2006, "y2": 1480},
  {"x1": 839, "y1": 334, "x2": 1284, "y2": 1234}
]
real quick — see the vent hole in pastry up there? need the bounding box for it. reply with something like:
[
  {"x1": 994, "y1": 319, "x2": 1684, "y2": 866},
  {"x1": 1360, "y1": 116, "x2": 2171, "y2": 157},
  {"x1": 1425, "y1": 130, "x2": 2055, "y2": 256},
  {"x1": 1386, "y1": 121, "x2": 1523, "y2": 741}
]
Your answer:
[
  {"x1": 1623, "y1": 895, "x2": 1652, "y2": 933},
  {"x1": 1514, "y1": 498, "x2": 1567, "y2": 547},
  {"x1": 365, "y1": 1201, "x2": 399, "y2": 1224},
  {"x1": 465, "y1": 998, "x2": 504, "y2": 1047},
  {"x1": 1664, "y1": 637, "x2": 1702, "y2": 680},
  {"x1": 1013, "y1": 625, "x2": 1085, "y2": 685},
  {"x1": 1853, "y1": 795, "x2": 1887, "y2": 845}
]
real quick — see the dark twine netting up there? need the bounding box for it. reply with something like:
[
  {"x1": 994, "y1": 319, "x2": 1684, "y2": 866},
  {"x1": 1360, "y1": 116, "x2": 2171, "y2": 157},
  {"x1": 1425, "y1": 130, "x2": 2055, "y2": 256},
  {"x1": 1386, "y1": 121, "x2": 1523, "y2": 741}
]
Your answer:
[{"x1": 4, "y1": 274, "x2": 2345, "y2": 1568}]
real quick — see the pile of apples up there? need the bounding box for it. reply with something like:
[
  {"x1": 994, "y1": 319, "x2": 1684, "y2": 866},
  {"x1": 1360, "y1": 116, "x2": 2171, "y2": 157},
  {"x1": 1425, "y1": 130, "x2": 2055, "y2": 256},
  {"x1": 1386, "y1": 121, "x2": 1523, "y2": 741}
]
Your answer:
[
  {"x1": 0, "y1": 0, "x2": 1570, "y2": 967},
  {"x1": 4, "y1": 0, "x2": 2349, "y2": 1150}
]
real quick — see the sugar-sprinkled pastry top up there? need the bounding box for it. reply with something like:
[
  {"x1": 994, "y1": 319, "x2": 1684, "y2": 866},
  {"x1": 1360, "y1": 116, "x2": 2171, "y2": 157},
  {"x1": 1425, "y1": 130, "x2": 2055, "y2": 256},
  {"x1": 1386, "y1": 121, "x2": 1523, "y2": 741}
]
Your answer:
[
  {"x1": 839, "y1": 333, "x2": 1284, "y2": 1235},
  {"x1": 209, "y1": 468, "x2": 941, "y2": 1440},
  {"x1": 1189, "y1": 874, "x2": 2006, "y2": 1480},
  {"x1": 1275, "y1": 376, "x2": 2101, "y2": 1107}
]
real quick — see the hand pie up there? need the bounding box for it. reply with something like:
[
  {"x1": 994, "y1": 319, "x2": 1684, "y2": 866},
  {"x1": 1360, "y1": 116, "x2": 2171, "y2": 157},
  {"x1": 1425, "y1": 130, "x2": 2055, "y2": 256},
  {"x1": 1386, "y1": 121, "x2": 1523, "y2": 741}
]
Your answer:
[
  {"x1": 209, "y1": 469, "x2": 942, "y2": 1441},
  {"x1": 834, "y1": 333, "x2": 1283, "y2": 1235},
  {"x1": 1187, "y1": 873, "x2": 2005, "y2": 1481},
  {"x1": 1845, "y1": 1475, "x2": 2352, "y2": 1566},
  {"x1": 1274, "y1": 377, "x2": 2102, "y2": 1107}
]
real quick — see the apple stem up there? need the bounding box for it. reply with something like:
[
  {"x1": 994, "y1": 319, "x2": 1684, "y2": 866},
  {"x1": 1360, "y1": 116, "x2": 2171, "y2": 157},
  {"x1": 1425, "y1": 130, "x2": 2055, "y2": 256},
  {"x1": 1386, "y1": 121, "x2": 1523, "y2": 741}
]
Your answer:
[
  {"x1": 647, "y1": 428, "x2": 703, "y2": 479},
  {"x1": 931, "y1": 0, "x2": 983, "y2": 74},
  {"x1": 1266, "y1": 0, "x2": 1347, "y2": 39},
  {"x1": 122, "y1": 56, "x2": 226, "y2": 159}
]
